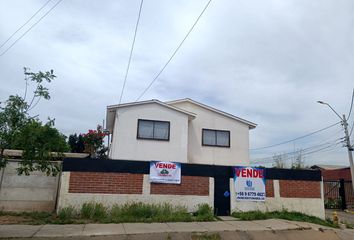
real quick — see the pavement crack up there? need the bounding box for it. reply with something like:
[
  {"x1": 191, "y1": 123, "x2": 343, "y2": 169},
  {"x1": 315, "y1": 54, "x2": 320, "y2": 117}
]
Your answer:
[
  {"x1": 31, "y1": 224, "x2": 44, "y2": 237},
  {"x1": 122, "y1": 223, "x2": 127, "y2": 234}
]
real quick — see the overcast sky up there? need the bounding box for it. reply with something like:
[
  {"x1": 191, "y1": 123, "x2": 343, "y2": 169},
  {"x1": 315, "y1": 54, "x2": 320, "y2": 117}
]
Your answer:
[{"x1": 1, "y1": 0, "x2": 353, "y2": 167}]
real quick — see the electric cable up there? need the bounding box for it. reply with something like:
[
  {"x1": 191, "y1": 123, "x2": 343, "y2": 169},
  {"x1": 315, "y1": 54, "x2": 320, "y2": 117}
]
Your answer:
[
  {"x1": 250, "y1": 122, "x2": 341, "y2": 151},
  {"x1": 347, "y1": 88, "x2": 354, "y2": 119},
  {"x1": 118, "y1": 0, "x2": 144, "y2": 105},
  {"x1": 0, "y1": 0, "x2": 63, "y2": 57},
  {"x1": 0, "y1": 0, "x2": 53, "y2": 50},
  {"x1": 135, "y1": 0, "x2": 212, "y2": 101},
  {"x1": 251, "y1": 139, "x2": 343, "y2": 164},
  {"x1": 251, "y1": 137, "x2": 343, "y2": 163}
]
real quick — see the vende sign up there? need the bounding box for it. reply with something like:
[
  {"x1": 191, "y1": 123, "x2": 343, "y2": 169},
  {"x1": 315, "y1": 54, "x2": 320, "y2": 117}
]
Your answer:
[
  {"x1": 234, "y1": 167, "x2": 266, "y2": 201},
  {"x1": 150, "y1": 161, "x2": 181, "y2": 184}
]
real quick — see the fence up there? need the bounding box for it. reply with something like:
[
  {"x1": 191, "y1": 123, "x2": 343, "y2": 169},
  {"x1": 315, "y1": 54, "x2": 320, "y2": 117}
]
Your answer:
[
  {"x1": 58, "y1": 158, "x2": 325, "y2": 219},
  {"x1": 324, "y1": 179, "x2": 354, "y2": 210},
  {"x1": 0, "y1": 151, "x2": 89, "y2": 212},
  {"x1": 0, "y1": 160, "x2": 60, "y2": 212}
]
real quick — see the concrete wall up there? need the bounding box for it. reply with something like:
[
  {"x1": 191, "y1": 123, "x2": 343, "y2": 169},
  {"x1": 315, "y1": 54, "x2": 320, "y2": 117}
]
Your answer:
[
  {"x1": 169, "y1": 101, "x2": 250, "y2": 166},
  {"x1": 0, "y1": 160, "x2": 59, "y2": 212},
  {"x1": 57, "y1": 172, "x2": 214, "y2": 212},
  {"x1": 230, "y1": 179, "x2": 325, "y2": 219},
  {"x1": 109, "y1": 103, "x2": 189, "y2": 163}
]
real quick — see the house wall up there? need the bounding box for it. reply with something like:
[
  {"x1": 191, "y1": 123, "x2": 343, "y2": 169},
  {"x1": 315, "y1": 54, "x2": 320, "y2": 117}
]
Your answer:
[
  {"x1": 320, "y1": 168, "x2": 352, "y2": 181},
  {"x1": 169, "y1": 101, "x2": 250, "y2": 166},
  {"x1": 230, "y1": 179, "x2": 325, "y2": 219},
  {"x1": 109, "y1": 103, "x2": 189, "y2": 163}
]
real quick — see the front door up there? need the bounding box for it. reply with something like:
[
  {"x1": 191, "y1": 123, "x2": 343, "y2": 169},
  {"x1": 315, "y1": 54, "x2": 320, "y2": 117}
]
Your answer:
[{"x1": 214, "y1": 177, "x2": 231, "y2": 216}]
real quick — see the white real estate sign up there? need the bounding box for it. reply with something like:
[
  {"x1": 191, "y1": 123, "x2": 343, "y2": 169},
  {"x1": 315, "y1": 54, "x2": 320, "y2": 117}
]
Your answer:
[
  {"x1": 149, "y1": 161, "x2": 181, "y2": 184},
  {"x1": 234, "y1": 167, "x2": 266, "y2": 201}
]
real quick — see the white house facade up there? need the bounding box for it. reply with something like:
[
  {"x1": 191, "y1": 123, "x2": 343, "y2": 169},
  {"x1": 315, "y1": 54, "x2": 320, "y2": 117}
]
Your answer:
[{"x1": 106, "y1": 98, "x2": 256, "y2": 166}]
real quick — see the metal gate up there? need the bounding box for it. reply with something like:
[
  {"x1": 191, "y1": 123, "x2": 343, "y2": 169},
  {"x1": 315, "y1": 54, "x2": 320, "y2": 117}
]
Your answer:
[{"x1": 324, "y1": 179, "x2": 354, "y2": 210}]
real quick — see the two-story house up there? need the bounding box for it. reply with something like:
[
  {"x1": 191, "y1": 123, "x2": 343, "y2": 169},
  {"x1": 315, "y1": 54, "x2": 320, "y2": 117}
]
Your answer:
[{"x1": 106, "y1": 98, "x2": 256, "y2": 166}]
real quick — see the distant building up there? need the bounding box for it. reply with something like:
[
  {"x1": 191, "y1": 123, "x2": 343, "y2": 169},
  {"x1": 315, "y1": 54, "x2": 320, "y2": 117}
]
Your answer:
[{"x1": 311, "y1": 165, "x2": 351, "y2": 181}]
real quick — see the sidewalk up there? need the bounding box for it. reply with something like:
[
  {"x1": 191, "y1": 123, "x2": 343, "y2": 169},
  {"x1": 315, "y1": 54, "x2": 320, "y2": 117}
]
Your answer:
[{"x1": 0, "y1": 219, "x2": 353, "y2": 239}]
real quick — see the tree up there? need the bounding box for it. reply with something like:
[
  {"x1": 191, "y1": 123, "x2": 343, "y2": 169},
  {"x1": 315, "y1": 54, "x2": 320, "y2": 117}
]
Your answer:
[
  {"x1": 273, "y1": 153, "x2": 286, "y2": 168},
  {"x1": 291, "y1": 149, "x2": 305, "y2": 169},
  {"x1": 68, "y1": 133, "x2": 85, "y2": 153},
  {"x1": 0, "y1": 68, "x2": 68, "y2": 175},
  {"x1": 81, "y1": 125, "x2": 108, "y2": 158}
]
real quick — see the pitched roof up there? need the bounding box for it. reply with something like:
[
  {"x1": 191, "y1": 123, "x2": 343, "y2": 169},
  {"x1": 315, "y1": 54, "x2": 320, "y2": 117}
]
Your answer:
[
  {"x1": 106, "y1": 99, "x2": 196, "y2": 132},
  {"x1": 167, "y1": 98, "x2": 257, "y2": 129},
  {"x1": 310, "y1": 164, "x2": 349, "y2": 170}
]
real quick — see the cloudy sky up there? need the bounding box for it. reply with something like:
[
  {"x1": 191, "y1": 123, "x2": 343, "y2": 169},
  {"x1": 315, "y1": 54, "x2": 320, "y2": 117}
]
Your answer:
[{"x1": 1, "y1": 0, "x2": 353, "y2": 167}]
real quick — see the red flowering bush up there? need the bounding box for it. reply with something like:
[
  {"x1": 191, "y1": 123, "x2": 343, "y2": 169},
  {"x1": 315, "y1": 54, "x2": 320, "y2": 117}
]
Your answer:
[{"x1": 81, "y1": 126, "x2": 107, "y2": 158}]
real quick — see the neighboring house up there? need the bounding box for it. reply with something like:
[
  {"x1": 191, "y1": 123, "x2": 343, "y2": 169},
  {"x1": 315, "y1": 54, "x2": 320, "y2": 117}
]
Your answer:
[
  {"x1": 310, "y1": 165, "x2": 352, "y2": 181},
  {"x1": 106, "y1": 98, "x2": 256, "y2": 166}
]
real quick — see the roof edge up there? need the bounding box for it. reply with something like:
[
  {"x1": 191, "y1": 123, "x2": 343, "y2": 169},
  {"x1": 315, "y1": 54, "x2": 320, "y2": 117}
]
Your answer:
[
  {"x1": 107, "y1": 99, "x2": 196, "y2": 118},
  {"x1": 166, "y1": 98, "x2": 257, "y2": 129}
]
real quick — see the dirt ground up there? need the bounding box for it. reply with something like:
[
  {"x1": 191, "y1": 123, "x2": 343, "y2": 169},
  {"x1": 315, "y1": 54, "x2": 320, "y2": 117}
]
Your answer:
[{"x1": 0, "y1": 215, "x2": 31, "y2": 224}]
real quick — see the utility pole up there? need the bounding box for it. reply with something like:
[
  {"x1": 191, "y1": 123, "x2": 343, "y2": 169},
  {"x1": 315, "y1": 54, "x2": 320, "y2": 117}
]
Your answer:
[
  {"x1": 317, "y1": 101, "x2": 354, "y2": 193},
  {"x1": 342, "y1": 114, "x2": 354, "y2": 192}
]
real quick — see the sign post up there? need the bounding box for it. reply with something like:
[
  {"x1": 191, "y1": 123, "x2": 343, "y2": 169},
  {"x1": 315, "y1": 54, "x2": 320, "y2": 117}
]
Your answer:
[{"x1": 233, "y1": 167, "x2": 266, "y2": 201}]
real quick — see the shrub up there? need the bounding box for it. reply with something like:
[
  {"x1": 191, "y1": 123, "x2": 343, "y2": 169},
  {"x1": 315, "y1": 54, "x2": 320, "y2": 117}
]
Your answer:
[
  {"x1": 80, "y1": 202, "x2": 107, "y2": 220},
  {"x1": 194, "y1": 204, "x2": 214, "y2": 221},
  {"x1": 58, "y1": 207, "x2": 76, "y2": 220}
]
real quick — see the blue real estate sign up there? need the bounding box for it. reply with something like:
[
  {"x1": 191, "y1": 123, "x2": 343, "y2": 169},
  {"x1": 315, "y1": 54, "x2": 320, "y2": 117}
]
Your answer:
[
  {"x1": 233, "y1": 167, "x2": 266, "y2": 201},
  {"x1": 149, "y1": 161, "x2": 181, "y2": 184}
]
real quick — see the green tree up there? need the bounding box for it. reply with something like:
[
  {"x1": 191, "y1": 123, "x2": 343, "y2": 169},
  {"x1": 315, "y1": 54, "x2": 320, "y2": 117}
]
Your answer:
[
  {"x1": 68, "y1": 133, "x2": 85, "y2": 153},
  {"x1": 0, "y1": 68, "x2": 68, "y2": 175}
]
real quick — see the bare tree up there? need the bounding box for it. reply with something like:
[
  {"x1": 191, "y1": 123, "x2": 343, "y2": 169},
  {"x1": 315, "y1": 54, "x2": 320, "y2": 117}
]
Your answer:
[
  {"x1": 273, "y1": 153, "x2": 286, "y2": 168},
  {"x1": 291, "y1": 149, "x2": 305, "y2": 169}
]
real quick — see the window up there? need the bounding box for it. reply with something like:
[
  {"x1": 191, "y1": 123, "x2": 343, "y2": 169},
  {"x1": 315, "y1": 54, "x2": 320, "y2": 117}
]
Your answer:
[
  {"x1": 137, "y1": 119, "x2": 170, "y2": 141},
  {"x1": 202, "y1": 129, "x2": 230, "y2": 147}
]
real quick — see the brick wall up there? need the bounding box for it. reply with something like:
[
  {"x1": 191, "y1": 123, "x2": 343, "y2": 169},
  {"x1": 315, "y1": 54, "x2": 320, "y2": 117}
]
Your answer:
[
  {"x1": 69, "y1": 172, "x2": 143, "y2": 194},
  {"x1": 266, "y1": 180, "x2": 274, "y2": 197},
  {"x1": 279, "y1": 180, "x2": 321, "y2": 198},
  {"x1": 150, "y1": 176, "x2": 209, "y2": 196},
  {"x1": 321, "y1": 168, "x2": 351, "y2": 181}
]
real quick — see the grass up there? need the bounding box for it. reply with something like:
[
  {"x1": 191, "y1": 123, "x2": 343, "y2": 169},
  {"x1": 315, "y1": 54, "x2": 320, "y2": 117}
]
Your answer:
[
  {"x1": 231, "y1": 210, "x2": 338, "y2": 228},
  {"x1": 0, "y1": 202, "x2": 215, "y2": 224},
  {"x1": 108, "y1": 202, "x2": 193, "y2": 223}
]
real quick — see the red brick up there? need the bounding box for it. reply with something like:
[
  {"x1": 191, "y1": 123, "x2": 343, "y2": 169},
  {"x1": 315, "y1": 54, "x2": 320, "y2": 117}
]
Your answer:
[
  {"x1": 69, "y1": 172, "x2": 143, "y2": 194},
  {"x1": 279, "y1": 180, "x2": 321, "y2": 198},
  {"x1": 320, "y1": 168, "x2": 352, "y2": 181},
  {"x1": 150, "y1": 176, "x2": 209, "y2": 196}
]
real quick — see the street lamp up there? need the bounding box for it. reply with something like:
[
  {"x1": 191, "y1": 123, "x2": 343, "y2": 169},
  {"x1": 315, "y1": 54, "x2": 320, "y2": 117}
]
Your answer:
[{"x1": 317, "y1": 101, "x2": 354, "y2": 194}]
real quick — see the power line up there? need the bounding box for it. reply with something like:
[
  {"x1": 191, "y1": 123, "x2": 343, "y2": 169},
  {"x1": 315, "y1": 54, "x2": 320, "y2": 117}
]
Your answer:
[
  {"x1": 251, "y1": 139, "x2": 343, "y2": 164},
  {"x1": 250, "y1": 122, "x2": 341, "y2": 151},
  {"x1": 347, "y1": 88, "x2": 354, "y2": 119},
  {"x1": 0, "y1": 0, "x2": 53, "y2": 50},
  {"x1": 118, "y1": 0, "x2": 144, "y2": 105},
  {"x1": 135, "y1": 0, "x2": 212, "y2": 101},
  {"x1": 251, "y1": 137, "x2": 343, "y2": 163},
  {"x1": 0, "y1": 0, "x2": 63, "y2": 57}
]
